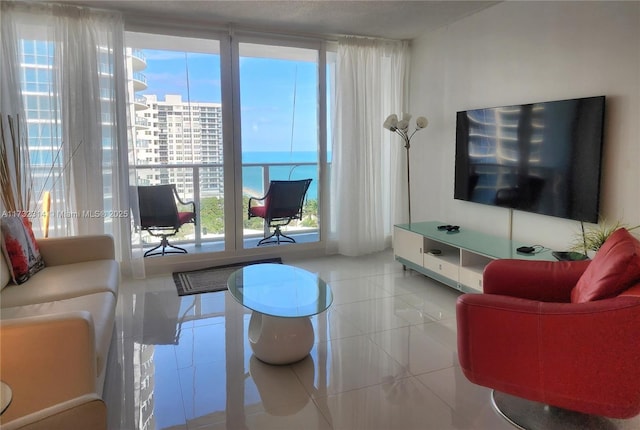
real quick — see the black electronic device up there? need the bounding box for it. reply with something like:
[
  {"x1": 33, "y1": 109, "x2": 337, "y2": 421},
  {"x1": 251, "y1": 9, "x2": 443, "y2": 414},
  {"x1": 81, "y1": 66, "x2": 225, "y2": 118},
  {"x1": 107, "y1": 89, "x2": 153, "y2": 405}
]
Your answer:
[
  {"x1": 437, "y1": 225, "x2": 460, "y2": 232},
  {"x1": 552, "y1": 251, "x2": 589, "y2": 261},
  {"x1": 454, "y1": 96, "x2": 606, "y2": 223},
  {"x1": 516, "y1": 246, "x2": 535, "y2": 254}
]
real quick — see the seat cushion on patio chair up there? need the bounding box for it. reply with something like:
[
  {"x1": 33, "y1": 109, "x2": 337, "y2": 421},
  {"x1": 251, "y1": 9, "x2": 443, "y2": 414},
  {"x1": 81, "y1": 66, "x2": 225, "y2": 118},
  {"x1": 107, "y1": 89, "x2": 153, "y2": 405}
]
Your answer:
[
  {"x1": 571, "y1": 228, "x2": 640, "y2": 303},
  {"x1": 178, "y1": 212, "x2": 195, "y2": 225},
  {"x1": 249, "y1": 205, "x2": 298, "y2": 219},
  {"x1": 249, "y1": 206, "x2": 267, "y2": 218}
]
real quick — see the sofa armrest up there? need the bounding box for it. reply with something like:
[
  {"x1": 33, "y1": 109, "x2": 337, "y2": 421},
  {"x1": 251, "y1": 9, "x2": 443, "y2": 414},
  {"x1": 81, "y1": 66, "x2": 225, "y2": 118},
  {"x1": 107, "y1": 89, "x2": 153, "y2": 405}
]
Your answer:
[
  {"x1": 1, "y1": 394, "x2": 106, "y2": 430},
  {"x1": 0, "y1": 312, "x2": 97, "y2": 424},
  {"x1": 456, "y1": 293, "x2": 640, "y2": 418},
  {"x1": 36, "y1": 235, "x2": 115, "y2": 266},
  {"x1": 483, "y1": 259, "x2": 591, "y2": 302}
]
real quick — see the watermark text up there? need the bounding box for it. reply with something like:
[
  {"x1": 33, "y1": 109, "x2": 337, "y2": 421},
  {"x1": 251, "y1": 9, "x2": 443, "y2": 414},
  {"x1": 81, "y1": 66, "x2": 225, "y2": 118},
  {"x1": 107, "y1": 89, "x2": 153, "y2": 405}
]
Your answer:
[{"x1": 2, "y1": 210, "x2": 130, "y2": 219}]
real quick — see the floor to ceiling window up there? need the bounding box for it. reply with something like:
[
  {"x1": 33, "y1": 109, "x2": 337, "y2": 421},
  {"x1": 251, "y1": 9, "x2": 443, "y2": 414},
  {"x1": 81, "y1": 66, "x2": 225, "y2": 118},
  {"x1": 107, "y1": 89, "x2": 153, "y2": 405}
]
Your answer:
[
  {"x1": 20, "y1": 39, "x2": 60, "y2": 236},
  {"x1": 125, "y1": 29, "x2": 328, "y2": 257},
  {"x1": 11, "y1": 15, "x2": 125, "y2": 238},
  {"x1": 125, "y1": 32, "x2": 226, "y2": 252},
  {"x1": 237, "y1": 41, "x2": 322, "y2": 249}
]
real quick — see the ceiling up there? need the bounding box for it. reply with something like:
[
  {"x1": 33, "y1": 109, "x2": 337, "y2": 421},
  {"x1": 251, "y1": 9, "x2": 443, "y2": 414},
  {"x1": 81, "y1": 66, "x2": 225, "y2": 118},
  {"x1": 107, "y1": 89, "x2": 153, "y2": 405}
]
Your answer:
[{"x1": 65, "y1": 1, "x2": 499, "y2": 40}]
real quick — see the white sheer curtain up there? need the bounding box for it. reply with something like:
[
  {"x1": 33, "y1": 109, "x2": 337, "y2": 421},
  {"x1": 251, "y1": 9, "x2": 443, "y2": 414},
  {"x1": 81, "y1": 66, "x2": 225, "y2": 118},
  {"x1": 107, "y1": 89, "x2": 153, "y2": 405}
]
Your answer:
[
  {"x1": 0, "y1": 10, "x2": 33, "y2": 214},
  {"x1": 329, "y1": 37, "x2": 409, "y2": 256},
  {"x1": 1, "y1": 2, "x2": 141, "y2": 274}
]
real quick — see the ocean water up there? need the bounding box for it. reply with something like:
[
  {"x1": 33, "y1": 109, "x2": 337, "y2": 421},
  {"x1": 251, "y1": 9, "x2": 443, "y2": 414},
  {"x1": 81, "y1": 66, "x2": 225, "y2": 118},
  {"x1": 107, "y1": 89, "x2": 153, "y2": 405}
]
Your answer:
[{"x1": 242, "y1": 151, "x2": 321, "y2": 200}]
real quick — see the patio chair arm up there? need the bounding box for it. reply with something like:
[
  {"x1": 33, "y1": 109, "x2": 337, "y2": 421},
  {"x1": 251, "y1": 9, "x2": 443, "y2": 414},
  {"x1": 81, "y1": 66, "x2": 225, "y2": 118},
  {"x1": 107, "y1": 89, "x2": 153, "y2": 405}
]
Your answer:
[
  {"x1": 172, "y1": 186, "x2": 196, "y2": 213},
  {"x1": 173, "y1": 192, "x2": 195, "y2": 208},
  {"x1": 248, "y1": 191, "x2": 269, "y2": 220}
]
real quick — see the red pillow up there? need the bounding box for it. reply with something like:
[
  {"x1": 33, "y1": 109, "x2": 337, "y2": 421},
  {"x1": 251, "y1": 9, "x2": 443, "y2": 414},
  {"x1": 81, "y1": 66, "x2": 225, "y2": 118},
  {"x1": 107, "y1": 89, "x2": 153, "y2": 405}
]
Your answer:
[
  {"x1": 571, "y1": 228, "x2": 640, "y2": 303},
  {"x1": 0, "y1": 215, "x2": 45, "y2": 284}
]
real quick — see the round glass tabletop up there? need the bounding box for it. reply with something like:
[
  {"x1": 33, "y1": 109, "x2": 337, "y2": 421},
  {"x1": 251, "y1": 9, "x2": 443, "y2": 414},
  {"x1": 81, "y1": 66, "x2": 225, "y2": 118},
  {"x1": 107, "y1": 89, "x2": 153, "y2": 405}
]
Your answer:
[{"x1": 227, "y1": 264, "x2": 333, "y2": 318}]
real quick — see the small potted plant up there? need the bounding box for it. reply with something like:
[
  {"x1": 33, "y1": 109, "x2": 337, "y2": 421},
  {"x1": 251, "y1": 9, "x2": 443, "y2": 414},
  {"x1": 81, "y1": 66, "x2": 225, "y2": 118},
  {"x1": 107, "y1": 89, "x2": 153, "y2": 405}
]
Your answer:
[{"x1": 570, "y1": 220, "x2": 639, "y2": 257}]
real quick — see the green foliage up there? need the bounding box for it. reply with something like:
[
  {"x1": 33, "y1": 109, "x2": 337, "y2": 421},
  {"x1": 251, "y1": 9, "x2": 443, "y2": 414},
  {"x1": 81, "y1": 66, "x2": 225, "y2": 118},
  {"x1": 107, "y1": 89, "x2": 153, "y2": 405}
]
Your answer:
[
  {"x1": 570, "y1": 220, "x2": 640, "y2": 252},
  {"x1": 195, "y1": 196, "x2": 320, "y2": 234},
  {"x1": 301, "y1": 199, "x2": 318, "y2": 228},
  {"x1": 304, "y1": 199, "x2": 318, "y2": 220},
  {"x1": 200, "y1": 196, "x2": 225, "y2": 234}
]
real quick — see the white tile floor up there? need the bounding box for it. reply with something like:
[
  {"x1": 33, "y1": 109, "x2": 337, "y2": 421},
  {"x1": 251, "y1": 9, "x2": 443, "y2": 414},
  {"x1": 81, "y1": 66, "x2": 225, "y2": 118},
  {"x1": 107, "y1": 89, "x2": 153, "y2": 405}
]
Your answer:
[{"x1": 103, "y1": 250, "x2": 640, "y2": 430}]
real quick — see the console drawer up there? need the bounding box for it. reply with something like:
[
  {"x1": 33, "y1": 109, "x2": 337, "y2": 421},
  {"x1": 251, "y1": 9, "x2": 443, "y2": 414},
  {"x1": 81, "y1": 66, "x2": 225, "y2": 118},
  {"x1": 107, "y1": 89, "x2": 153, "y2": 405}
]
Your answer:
[
  {"x1": 459, "y1": 268, "x2": 483, "y2": 292},
  {"x1": 424, "y1": 255, "x2": 459, "y2": 280}
]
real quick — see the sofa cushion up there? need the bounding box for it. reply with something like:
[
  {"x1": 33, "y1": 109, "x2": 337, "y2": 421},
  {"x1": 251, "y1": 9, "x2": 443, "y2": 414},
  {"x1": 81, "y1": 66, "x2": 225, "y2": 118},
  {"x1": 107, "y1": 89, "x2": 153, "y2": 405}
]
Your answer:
[
  {"x1": 1, "y1": 292, "x2": 117, "y2": 384},
  {"x1": 0, "y1": 259, "x2": 119, "y2": 308},
  {"x1": 571, "y1": 228, "x2": 640, "y2": 303},
  {"x1": 1, "y1": 215, "x2": 45, "y2": 284}
]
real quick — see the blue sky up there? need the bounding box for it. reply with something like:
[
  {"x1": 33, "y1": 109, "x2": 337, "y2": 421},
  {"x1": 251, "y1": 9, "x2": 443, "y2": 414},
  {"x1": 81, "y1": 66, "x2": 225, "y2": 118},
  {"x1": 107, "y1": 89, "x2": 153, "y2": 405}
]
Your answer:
[{"x1": 142, "y1": 50, "x2": 318, "y2": 153}]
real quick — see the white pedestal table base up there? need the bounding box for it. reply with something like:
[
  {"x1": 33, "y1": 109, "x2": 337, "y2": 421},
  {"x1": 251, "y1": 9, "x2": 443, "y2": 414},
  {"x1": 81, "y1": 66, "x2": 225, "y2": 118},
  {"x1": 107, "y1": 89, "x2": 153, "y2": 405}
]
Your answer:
[{"x1": 248, "y1": 312, "x2": 314, "y2": 365}]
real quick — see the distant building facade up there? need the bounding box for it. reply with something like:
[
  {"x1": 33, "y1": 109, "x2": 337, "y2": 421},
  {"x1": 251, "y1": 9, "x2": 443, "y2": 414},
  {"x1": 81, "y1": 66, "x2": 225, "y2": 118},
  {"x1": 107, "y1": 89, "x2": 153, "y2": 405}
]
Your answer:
[{"x1": 134, "y1": 94, "x2": 223, "y2": 198}]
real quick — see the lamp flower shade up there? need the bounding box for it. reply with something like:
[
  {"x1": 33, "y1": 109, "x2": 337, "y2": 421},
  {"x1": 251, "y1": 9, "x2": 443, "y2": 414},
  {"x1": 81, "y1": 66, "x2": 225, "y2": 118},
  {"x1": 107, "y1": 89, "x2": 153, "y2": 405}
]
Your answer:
[
  {"x1": 383, "y1": 114, "x2": 398, "y2": 130},
  {"x1": 383, "y1": 113, "x2": 428, "y2": 149},
  {"x1": 416, "y1": 116, "x2": 428, "y2": 129}
]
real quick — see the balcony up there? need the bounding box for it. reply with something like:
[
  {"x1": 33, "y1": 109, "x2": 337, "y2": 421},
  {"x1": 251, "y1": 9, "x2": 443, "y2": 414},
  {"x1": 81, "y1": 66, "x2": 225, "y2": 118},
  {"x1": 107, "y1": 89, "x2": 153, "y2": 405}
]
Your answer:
[
  {"x1": 133, "y1": 161, "x2": 320, "y2": 254},
  {"x1": 131, "y1": 49, "x2": 147, "y2": 71},
  {"x1": 135, "y1": 117, "x2": 150, "y2": 129},
  {"x1": 134, "y1": 94, "x2": 148, "y2": 111},
  {"x1": 132, "y1": 72, "x2": 148, "y2": 91}
]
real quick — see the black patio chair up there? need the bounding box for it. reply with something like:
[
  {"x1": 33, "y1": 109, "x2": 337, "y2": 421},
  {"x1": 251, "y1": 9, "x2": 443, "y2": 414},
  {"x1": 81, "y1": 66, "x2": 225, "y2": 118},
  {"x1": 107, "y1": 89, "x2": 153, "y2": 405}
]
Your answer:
[
  {"x1": 135, "y1": 184, "x2": 196, "y2": 257},
  {"x1": 248, "y1": 179, "x2": 312, "y2": 246}
]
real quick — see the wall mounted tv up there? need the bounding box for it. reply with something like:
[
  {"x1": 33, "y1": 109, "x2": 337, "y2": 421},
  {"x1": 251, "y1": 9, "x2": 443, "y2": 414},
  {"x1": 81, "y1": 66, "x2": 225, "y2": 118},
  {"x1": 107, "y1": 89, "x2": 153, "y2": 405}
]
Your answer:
[{"x1": 454, "y1": 96, "x2": 605, "y2": 223}]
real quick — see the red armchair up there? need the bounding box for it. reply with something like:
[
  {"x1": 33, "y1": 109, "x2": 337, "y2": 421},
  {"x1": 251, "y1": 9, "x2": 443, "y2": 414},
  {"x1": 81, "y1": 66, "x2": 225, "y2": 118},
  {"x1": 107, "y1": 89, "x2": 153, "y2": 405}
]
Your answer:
[{"x1": 457, "y1": 228, "x2": 640, "y2": 424}]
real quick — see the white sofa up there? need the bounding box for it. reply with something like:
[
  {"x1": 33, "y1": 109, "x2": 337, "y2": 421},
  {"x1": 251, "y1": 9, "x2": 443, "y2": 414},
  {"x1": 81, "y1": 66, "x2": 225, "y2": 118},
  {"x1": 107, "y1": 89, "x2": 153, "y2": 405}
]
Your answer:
[{"x1": 0, "y1": 235, "x2": 119, "y2": 430}]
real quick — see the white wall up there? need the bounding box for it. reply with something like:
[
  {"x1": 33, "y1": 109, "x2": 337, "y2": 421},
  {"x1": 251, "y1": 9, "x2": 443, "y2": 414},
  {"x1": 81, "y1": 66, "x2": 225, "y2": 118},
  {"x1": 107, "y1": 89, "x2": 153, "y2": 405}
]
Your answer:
[{"x1": 409, "y1": 0, "x2": 640, "y2": 250}]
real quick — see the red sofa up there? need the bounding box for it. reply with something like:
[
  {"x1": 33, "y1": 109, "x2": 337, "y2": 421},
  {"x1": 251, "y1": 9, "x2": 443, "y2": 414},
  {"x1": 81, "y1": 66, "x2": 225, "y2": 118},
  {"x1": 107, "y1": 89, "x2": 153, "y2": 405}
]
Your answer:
[{"x1": 456, "y1": 228, "x2": 640, "y2": 419}]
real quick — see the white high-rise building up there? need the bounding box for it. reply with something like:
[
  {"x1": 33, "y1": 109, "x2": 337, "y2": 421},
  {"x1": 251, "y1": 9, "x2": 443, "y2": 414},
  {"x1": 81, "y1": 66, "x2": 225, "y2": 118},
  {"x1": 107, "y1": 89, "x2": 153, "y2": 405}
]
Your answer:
[{"x1": 134, "y1": 94, "x2": 223, "y2": 198}]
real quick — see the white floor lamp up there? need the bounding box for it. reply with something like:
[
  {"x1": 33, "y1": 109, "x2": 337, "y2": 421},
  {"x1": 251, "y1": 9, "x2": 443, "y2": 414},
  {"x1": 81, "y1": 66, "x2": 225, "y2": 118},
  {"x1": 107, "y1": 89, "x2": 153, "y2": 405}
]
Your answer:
[{"x1": 383, "y1": 113, "x2": 428, "y2": 225}]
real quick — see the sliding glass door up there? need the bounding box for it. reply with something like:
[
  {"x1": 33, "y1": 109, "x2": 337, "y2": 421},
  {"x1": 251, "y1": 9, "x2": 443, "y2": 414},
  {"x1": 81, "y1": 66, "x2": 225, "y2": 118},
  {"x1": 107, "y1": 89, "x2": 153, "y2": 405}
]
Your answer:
[
  {"x1": 237, "y1": 41, "x2": 321, "y2": 248},
  {"x1": 126, "y1": 32, "x2": 227, "y2": 253}
]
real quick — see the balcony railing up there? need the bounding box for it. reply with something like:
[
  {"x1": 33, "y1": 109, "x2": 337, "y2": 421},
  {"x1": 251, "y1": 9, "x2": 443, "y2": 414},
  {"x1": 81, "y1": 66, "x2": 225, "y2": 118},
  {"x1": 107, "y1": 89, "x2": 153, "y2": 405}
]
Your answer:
[
  {"x1": 135, "y1": 117, "x2": 150, "y2": 128},
  {"x1": 133, "y1": 95, "x2": 149, "y2": 112},
  {"x1": 132, "y1": 72, "x2": 147, "y2": 91},
  {"x1": 133, "y1": 161, "x2": 319, "y2": 248},
  {"x1": 131, "y1": 49, "x2": 146, "y2": 63}
]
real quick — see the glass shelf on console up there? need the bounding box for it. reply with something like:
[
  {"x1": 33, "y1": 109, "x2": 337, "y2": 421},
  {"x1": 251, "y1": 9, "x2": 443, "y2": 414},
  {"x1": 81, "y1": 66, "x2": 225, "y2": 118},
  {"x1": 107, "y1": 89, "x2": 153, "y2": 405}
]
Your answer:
[
  {"x1": 394, "y1": 221, "x2": 555, "y2": 293},
  {"x1": 397, "y1": 221, "x2": 553, "y2": 261}
]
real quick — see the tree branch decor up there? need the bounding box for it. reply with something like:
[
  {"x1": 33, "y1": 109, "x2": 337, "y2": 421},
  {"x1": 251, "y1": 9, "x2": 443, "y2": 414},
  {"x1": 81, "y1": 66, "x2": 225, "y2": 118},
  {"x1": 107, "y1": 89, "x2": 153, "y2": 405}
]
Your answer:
[{"x1": 1, "y1": 113, "x2": 33, "y2": 213}]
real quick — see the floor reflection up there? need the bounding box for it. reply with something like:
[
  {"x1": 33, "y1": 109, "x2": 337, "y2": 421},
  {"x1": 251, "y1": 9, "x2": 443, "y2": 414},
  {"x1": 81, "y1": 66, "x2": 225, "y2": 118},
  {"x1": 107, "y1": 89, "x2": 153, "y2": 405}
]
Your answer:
[
  {"x1": 104, "y1": 251, "x2": 640, "y2": 430},
  {"x1": 129, "y1": 290, "x2": 332, "y2": 429}
]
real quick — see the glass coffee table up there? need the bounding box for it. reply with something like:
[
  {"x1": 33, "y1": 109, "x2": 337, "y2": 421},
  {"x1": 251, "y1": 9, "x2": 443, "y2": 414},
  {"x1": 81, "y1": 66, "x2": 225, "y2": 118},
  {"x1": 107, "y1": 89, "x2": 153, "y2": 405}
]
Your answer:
[{"x1": 227, "y1": 263, "x2": 333, "y2": 365}]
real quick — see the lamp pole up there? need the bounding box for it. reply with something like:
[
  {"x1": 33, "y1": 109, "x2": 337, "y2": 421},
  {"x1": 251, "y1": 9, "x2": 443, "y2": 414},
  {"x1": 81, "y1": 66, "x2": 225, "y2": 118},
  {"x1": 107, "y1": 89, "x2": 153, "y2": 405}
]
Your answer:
[
  {"x1": 384, "y1": 114, "x2": 428, "y2": 227},
  {"x1": 405, "y1": 140, "x2": 411, "y2": 226}
]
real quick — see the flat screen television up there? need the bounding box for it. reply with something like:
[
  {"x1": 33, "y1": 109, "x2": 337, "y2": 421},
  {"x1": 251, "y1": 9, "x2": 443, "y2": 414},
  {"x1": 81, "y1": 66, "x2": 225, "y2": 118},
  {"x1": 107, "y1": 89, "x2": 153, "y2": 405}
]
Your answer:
[{"x1": 454, "y1": 96, "x2": 605, "y2": 223}]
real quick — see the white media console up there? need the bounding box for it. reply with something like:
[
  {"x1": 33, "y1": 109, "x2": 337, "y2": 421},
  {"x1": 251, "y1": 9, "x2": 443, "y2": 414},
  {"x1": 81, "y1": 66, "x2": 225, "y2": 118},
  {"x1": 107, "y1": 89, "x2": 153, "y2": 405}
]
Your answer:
[{"x1": 394, "y1": 221, "x2": 556, "y2": 293}]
